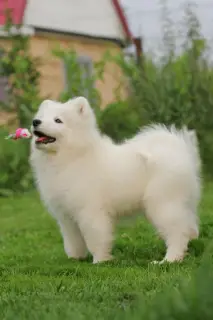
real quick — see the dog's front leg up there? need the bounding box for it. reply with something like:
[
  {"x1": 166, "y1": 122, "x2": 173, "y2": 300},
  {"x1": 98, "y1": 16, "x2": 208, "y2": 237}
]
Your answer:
[
  {"x1": 58, "y1": 215, "x2": 88, "y2": 260},
  {"x1": 77, "y1": 209, "x2": 114, "y2": 264}
]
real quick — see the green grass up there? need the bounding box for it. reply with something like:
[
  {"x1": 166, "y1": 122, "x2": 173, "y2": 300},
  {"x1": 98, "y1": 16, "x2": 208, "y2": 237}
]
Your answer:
[{"x1": 0, "y1": 183, "x2": 213, "y2": 319}]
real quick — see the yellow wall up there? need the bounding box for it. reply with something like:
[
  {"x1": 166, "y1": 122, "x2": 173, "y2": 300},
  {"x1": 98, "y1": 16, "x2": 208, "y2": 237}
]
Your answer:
[
  {"x1": 30, "y1": 32, "x2": 127, "y2": 108},
  {"x1": 0, "y1": 32, "x2": 127, "y2": 125}
]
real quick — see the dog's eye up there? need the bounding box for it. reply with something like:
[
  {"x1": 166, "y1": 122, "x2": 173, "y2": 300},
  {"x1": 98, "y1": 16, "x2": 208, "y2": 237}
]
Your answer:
[{"x1": 55, "y1": 118, "x2": 63, "y2": 124}]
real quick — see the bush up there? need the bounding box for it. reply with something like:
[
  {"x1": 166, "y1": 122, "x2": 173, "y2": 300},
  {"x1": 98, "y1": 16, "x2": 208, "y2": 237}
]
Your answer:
[
  {"x1": 0, "y1": 33, "x2": 41, "y2": 127},
  {"x1": 0, "y1": 129, "x2": 33, "y2": 196},
  {"x1": 98, "y1": 101, "x2": 143, "y2": 142},
  {"x1": 0, "y1": 13, "x2": 41, "y2": 196}
]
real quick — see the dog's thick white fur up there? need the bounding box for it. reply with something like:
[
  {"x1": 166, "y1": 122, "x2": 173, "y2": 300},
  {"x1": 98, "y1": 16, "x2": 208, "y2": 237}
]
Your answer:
[{"x1": 30, "y1": 97, "x2": 201, "y2": 264}]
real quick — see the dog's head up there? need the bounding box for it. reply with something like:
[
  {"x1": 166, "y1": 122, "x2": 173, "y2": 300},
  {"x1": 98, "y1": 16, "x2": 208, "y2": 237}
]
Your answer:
[{"x1": 31, "y1": 97, "x2": 97, "y2": 153}]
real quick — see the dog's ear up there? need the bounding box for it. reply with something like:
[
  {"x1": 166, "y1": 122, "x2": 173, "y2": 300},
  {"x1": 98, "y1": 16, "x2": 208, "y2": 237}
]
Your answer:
[
  {"x1": 67, "y1": 97, "x2": 90, "y2": 115},
  {"x1": 39, "y1": 99, "x2": 53, "y2": 110}
]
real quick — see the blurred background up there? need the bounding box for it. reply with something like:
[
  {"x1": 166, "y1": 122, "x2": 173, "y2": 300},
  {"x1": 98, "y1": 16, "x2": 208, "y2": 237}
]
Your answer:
[
  {"x1": 122, "y1": 0, "x2": 213, "y2": 60},
  {"x1": 0, "y1": 0, "x2": 213, "y2": 195}
]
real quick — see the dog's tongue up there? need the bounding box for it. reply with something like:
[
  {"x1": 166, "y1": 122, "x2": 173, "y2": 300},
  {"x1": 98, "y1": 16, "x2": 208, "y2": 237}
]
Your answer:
[{"x1": 36, "y1": 136, "x2": 48, "y2": 142}]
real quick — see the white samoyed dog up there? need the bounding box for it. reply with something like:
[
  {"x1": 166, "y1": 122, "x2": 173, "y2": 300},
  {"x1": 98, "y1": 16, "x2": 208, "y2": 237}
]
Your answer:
[{"x1": 30, "y1": 97, "x2": 201, "y2": 264}]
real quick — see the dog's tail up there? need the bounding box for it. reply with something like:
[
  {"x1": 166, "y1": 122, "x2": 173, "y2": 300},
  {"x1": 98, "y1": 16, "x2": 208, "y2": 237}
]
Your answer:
[
  {"x1": 181, "y1": 126, "x2": 201, "y2": 173},
  {"x1": 170, "y1": 124, "x2": 200, "y2": 173}
]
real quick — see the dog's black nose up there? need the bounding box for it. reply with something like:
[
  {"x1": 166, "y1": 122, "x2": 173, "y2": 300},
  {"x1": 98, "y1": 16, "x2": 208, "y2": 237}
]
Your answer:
[{"x1": 33, "y1": 119, "x2": 42, "y2": 127}]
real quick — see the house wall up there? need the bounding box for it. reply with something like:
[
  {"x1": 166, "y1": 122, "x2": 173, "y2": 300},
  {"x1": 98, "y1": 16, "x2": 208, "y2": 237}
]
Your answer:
[
  {"x1": 29, "y1": 32, "x2": 127, "y2": 108},
  {"x1": 0, "y1": 32, "x2": 128, "y2": 125}
]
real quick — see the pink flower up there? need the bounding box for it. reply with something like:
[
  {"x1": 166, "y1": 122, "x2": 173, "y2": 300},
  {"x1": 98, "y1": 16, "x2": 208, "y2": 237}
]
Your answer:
[{"x1": 15, "y1": 128, "x2": 31, "y2": 139}]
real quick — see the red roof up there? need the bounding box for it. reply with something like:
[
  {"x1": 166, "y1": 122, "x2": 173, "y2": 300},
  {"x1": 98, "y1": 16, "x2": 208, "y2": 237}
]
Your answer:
[
  {"x1": 111, "y1": 0, "x2": 134, "y2": 43},
  {"x1": 0, "y1": 0, "x2": 26, "y2": 25}
]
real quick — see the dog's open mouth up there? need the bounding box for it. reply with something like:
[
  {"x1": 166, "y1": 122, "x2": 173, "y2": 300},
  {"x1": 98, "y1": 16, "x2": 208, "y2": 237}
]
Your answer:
[{"x1": 34, "y1": 131, "x2": 56, "y2": 144}]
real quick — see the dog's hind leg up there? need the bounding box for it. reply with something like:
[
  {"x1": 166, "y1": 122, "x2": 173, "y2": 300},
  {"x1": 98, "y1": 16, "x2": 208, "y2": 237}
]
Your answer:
[
  {"x1": 58, "y1": 215, "x2": 88, "y2": 260},
  {"x1": 145, "y1": 202, "x2": 198, "y2": 264}
]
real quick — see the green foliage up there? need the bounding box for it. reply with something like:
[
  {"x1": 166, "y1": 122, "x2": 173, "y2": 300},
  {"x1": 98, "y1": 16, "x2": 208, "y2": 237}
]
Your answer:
[
  {"x1": 0, "y1": 12, "x2": 41, "y2": 196},
  {"x1": 0, "y1": 30, "x2": 41, "y2": 126},
  {"x1": 98, "y1": 100, "x2": 143, "y2": 142},
  {"x1": 0, "y1": 129, "x2": 33, "y2": 196}
]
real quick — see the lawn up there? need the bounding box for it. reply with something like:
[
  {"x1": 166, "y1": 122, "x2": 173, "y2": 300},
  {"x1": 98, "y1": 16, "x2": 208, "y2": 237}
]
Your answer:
[{"x1": 0, "y1": 182, "x2": 213, "y2": 319}]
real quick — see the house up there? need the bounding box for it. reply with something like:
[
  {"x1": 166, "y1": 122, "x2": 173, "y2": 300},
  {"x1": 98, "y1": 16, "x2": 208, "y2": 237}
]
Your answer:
[{"x1": 0, "y1": 0, "x2": 136, "y2": 109}]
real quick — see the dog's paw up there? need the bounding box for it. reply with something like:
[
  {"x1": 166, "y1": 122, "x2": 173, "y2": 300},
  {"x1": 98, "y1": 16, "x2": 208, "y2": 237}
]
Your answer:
[
  {"x1": 151, "y1": 260, "x2": 166, "y2": 265},
  {"x1": 151, "y1": 256, "x2": 184, "y2": 265},
  {"x1": 67, "y1": 254, "x2": 87, "y2": 261},
  {"x1": 65, "y1": 248, "x2": 88, "y2": 260},
  {"x1": 93, "y1": 254, "x2": 114, "y2": 264}
]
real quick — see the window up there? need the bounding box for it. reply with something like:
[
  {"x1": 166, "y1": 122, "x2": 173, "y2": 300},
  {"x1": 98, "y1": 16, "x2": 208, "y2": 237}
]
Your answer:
[{"x1": 63, "y1": 54, "x2": 94, "y2": 99}]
